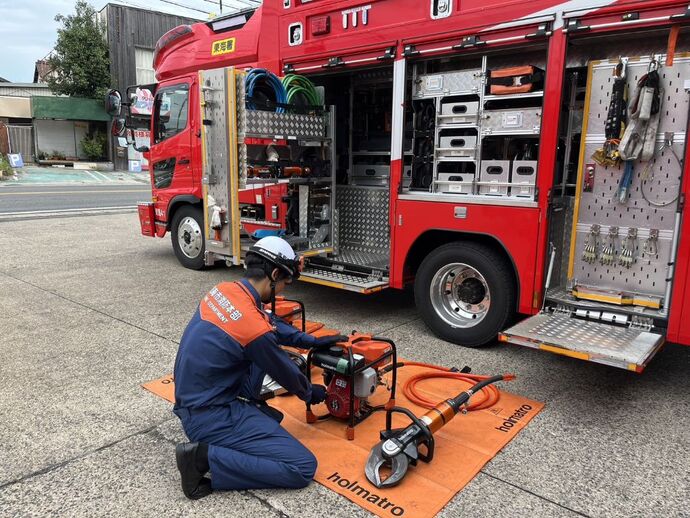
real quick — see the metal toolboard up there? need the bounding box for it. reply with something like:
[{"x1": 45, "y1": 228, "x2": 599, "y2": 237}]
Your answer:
[
  {"x1": 200, "y1": 67, "x2": 239, "y2": 263},
  {"x1": 569, "y1": 55, "x2": 687, "y2": 303}
]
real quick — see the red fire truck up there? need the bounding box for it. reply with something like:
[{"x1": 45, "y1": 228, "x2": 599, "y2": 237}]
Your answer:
[{"x1": 108, "y1": 0, "x2": 690, "y2": 371}]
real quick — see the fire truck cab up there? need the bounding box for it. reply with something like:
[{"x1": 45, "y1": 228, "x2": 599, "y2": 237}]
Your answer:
[{"x1": 108, "y1": 0, "x2": 690, "y2": 371}]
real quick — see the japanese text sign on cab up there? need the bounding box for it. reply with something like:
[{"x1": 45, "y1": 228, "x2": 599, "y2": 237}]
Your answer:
[{"x1": 211, "y1": 37, "x2": 236, "y2": 56}]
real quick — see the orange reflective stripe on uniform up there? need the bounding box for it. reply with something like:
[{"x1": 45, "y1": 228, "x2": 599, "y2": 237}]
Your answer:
[{"x1": 199, "y1": 282, "x2": 273, "y2": 346}]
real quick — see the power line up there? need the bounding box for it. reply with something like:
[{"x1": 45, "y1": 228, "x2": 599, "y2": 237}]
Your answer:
[
  {"x1": 157, "y1": 0, "x2": 212, "y2": 15},
  {"x1": 200, "y1": 0, "x2": 262, "y2": 10},
  {"x1": 106, "y1": 0, "x2": 210, "y2": 17}
]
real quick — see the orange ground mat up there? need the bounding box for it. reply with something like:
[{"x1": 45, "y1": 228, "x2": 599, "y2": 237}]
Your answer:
[{"x1": 143, "y1": 366, "x2": 543, "y2": 518}]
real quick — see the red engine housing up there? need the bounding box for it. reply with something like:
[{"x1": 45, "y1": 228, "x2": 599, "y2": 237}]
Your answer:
[{"x1": 325, "y1": 374, "x2": 360, "y2": 419}]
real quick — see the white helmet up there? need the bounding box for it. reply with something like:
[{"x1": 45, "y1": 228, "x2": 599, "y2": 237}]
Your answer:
[{"x1": 248, "y1": 236, "x2": 302, "y2": 280}]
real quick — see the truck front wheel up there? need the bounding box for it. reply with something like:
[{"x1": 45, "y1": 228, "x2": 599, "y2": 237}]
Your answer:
[
  {"x1": 415, "y1": 242, "x2": 515, "y2": 347},
  {"x1": 171, "y1": 205, "x2": 205, "y2": 270}
]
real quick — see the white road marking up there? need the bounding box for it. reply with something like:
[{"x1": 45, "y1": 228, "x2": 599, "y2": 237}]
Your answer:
[
  {"x1": 85, "y1": 170, "x2": 102, "y2": 182},
  {"x1": 94, "y1": 171, "x2": 114, "y2": 182},
  {"x1": 0, "y1": 206, "x2": 137, "y2": 220}
]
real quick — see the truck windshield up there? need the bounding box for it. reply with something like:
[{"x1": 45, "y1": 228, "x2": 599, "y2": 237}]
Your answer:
[{"x1": 154, "y1": 84, "x2": 189, "y2": 144}]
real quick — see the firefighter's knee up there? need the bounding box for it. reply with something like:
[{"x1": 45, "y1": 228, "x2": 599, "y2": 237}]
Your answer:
[{"x1": 291, "y1": 450, "x2": 317, "y2": 488}]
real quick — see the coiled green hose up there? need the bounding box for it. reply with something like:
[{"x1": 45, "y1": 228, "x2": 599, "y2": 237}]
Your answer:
[{"x1": 282, "y1": 74, "x2": 321, "y2": 106}]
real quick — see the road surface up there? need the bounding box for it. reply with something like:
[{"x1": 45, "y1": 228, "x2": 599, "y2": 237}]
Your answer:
[{"x1": 0, "y1": 184, "x2": 150, "y2": 220}]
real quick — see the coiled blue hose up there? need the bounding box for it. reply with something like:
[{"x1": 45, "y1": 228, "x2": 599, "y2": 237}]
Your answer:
[{"x1": 245, "y1": 68, "x2": 287, "y2": 113}]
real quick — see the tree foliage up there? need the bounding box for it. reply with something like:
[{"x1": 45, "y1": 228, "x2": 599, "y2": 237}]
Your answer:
[{"x1": 47, "y1": 1, "x2": 111, "y2": 99}]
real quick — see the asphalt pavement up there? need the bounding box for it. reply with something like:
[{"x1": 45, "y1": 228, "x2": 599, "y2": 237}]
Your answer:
[
  {"x1": 0, "y1": 213, "x2": 688, "y2": 517},
  {"x1": 0, "y1": 168, "x2": 150, "y2": 220}
]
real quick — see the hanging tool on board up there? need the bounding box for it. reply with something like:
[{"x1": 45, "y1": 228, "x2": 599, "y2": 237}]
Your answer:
[
  {"x1": 600, "y1": 226, "x2": 619, "y2": 266},
  {"x1": 641, "y1": 132, "x2": 683, "y2": 207},
  {"x1": 365, "y1": 374, "x2": 514, "y2": 488},
  {"x1": 582, "y1": 224, "x2": 601, "y2": 264},
  {"x1": 592, "y1": 58, "x2": 628, "y2": 167},
  {"x1": 619, "y1": 227, "x2": 638, "y2": 268},
  {"x1": 617, "y1": 59, "x2": 663, "y2": 203}
]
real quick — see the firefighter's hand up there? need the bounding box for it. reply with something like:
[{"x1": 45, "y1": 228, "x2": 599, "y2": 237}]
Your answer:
[
  {"x1": 311, "y1": 335, "x2": 349, "y2": 348},
  {"x1": 309, "y1": 384, "x2": 327, "y2": 405}
]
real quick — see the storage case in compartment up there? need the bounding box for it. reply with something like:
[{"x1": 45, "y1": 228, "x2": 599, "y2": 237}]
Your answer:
[
  {"x1": 352, "y1": 164, "x2": 390, "y2": 178},
  {"x1": 479, "y1": 160, "x2": 510, "y2": 196},
  {"x1": 413, "y1": 70, "x2": 482, "y2": 98},
  {"x1": 437, "y1": 134, "x2": 477, "y2": 158},
  {"x1": 437, "y1": 173, "x2": 474, "y2": 194},
  {"x1": 511, "y1": 160, "x2": 537, "y2": 197},
  {"x1": 482, "y1": 107, "x2": 542, "y2": 135},
  {"x1": 488, "y1": 66, "x2": 544, "y2": 95},
  {"x1": 439, "y1": 100, "x2": 479, "y2": 125},
  {"x1": 435, "y1": 162, "x2": 476, "y2": 194},
  {"x1": 351, "y1": 155, "x2": 390, "y2": 186}
]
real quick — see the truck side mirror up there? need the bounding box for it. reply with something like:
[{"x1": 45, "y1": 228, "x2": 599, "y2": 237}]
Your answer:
[
  {"x1": 105, "y1": 89, "x2": 122, "y2": 117},
  {"x1": 112, "y1": 118, "x2": 126, "y2": 137}
]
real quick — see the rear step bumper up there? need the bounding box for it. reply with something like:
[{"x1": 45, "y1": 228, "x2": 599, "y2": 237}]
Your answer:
[
  {"x1": 500, "y1": 313, "x2": 665, "y2": 372},
  {"x1": 300, "y1": 267, "x2": 388, "y2": 294}
]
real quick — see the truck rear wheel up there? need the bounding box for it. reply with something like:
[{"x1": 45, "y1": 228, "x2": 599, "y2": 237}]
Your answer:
[
  {"x1": 415, "y1": 242, "x2": 515, "y2": 347},
  {"x1": 171, "y1": 205, "x2": 205, "y2": 270}
]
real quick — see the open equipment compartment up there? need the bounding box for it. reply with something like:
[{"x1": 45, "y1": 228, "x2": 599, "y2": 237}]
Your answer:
[
  {"x1": 406, "y1": 48, "x2": 546, "y2": 200},
  {"x1": 199, "y1": 66, "x2": 336, "y2": 266},
  {"x1": 502, "y1": 31, "x2": 690, "y2": 371},
  {"x1": 297, "y1": 66, "x2": 397, "y2": 293}
]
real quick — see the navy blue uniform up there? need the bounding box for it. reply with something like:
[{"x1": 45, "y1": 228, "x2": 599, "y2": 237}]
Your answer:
[{"x1": 173, "y1": 279, "x2": 319, "y2": 490}]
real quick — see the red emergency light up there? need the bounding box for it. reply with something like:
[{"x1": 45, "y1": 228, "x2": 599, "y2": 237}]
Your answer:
[{"x1": 310, "y1": 16, "x2": 331, "y2": 36}]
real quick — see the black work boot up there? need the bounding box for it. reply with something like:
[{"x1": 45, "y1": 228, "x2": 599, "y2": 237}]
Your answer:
[{"x1": 175, "y1": 442, "x2": 212, "y2": 500}]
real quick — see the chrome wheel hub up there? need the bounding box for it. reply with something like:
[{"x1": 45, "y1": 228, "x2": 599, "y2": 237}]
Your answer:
[
  {"x1": 178, "y1": 216, "x2": 202, "y2": 259},
  {"x1": 430, "y1": 263, "x2": 491, "y2": 328}
]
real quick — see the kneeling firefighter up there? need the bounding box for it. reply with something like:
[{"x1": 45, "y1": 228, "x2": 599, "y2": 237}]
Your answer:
[{"x1": 173, "y1": 236, "x2": 346, "y2": 499}]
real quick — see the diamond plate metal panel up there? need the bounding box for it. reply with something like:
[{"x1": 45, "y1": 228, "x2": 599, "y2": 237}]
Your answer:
[
  {"x1": 413, "y1": 70, "x2": 482, "y2": 98},
  {"x1": 245, "y1": 110, "x2": 327, "y2": 140},
  {"x1": 298, "y1": 185, "x2": 309, "y2": 239},
  {"x1": 301, "y1": 266, "x2": 388, "y2": 292},
  {"x1": 336, "y1": 250, "x2": 389, "y2": 270},
  {"x1": 236, "y1": 72, "x2": 248, "y2": 189},
  {"x1": 335, "y1": 186, "x2": 390, "y2": 264},
  {"x1": 503, "y1": 313, "x2": 663, "y2": 367}
]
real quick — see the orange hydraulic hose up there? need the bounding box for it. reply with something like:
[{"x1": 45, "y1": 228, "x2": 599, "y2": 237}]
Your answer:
[{"x1": 399, "y1": 361, "x2": 503, "y2": 411}]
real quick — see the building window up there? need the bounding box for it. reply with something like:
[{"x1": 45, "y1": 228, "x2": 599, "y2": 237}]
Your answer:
[{"x1": 135, "y1": 47, "x2": 155, "y2": 84}]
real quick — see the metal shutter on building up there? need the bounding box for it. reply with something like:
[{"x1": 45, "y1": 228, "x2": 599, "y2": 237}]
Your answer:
[{"x1": 35, "y1": 119, "x2": 77, "y2": 158}]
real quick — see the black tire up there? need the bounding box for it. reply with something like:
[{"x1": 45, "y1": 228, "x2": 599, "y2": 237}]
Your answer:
[
  {"x1": 414, "y1": 242, "x2": 516, "y2": 347},
  {"x1": 170, "y1": 205, "x2": 206, "y2": 270}
]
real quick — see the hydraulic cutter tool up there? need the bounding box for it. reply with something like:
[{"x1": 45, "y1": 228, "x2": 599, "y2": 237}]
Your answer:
[{"x1": 365, "y1": 374, "x2": 514, "y2": 488}]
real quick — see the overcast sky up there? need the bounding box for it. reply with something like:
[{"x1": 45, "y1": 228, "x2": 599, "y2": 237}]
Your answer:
[{"x1": 0, "y1": 0, "x2": 258, "y2": 83}]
